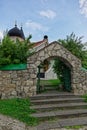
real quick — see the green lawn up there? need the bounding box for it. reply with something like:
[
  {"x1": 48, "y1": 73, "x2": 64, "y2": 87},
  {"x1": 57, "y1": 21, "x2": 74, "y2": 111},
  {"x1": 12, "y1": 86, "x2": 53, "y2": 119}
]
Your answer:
[
  {"x1": 0, "y1": 98, "x2": 38, "y2": 126},
  {"x1": 40, "y1": 79, "x2": 61, "y2": 86}
]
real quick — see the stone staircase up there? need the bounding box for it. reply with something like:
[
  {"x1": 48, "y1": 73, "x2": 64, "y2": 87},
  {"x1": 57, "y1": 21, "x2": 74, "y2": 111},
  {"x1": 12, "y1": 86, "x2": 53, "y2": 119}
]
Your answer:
[{"x1": 30, "y1": 90, "x2": 87, "y2": 130}]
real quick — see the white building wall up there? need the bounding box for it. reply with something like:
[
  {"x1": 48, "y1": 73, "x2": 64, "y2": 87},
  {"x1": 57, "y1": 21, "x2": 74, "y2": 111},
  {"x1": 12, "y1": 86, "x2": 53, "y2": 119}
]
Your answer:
[{"x1": 45, "y1": 60, "x2": 57, "y2": 79}]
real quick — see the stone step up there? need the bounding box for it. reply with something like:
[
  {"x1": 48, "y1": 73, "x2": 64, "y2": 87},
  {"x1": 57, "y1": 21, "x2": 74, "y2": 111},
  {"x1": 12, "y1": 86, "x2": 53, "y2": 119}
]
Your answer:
[
  {"x1": 30, "y1": 102, "x2": 87, "y2": 112},
  {"x1": 44, "y1": 87, "x2": 58, "y2": 91},
  {"x1": 30, "y1": 97, "x2": 84, "y2": 105},
  {"x1": 30, "y1": 93, "x2": 81, "y2": 100},
  {"x1": 31, "y1": 109, "x2": 87, "y2": 121},
  {"x1": 36, "y1": 117, "x2": 87, "y2": 130},
  {"x1": 30, "y1": 91, "x2": 87, "y2": 129}
]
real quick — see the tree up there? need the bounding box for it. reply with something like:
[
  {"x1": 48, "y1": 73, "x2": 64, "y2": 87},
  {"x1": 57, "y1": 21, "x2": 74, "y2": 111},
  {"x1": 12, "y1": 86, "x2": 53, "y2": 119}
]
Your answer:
[
  {"x1": 53, "y1": 32, "x2": 87, "y2": 80},
  {"x1": 58, "y1": 32, "x2": 86, "y2": 60},
  {"x1": 0, "y1": 35, "x2": 34, "y2": 66},
  {"x1": 82, "y1": 50, "x2": 87, "y2": 69}
]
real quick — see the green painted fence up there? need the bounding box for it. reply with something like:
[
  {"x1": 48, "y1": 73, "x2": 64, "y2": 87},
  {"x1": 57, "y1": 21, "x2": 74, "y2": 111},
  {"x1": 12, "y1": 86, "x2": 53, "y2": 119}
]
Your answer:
[{"x1": 0, "y1": 64, "x2": 27, "y2": 70}]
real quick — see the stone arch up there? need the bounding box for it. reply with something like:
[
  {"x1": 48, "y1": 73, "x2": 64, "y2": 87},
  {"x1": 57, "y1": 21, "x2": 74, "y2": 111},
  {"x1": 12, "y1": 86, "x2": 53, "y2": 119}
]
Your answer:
[{"x1": 27, "y1": 41, "x2": 87, "y2": 95}]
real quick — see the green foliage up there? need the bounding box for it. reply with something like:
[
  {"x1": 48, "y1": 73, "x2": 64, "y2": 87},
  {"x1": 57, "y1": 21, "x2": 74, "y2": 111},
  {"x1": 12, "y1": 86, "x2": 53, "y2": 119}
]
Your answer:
[
  {"x1": 0, "y1": 57, "x2": 11, "y2": 65},
  {"x1": 0, "y1": 98, "x2": 38, "y2": 126},
  {"x1": 82, "y1": 94, "x2": 87, "y2": 102},
  {"x1": 58, "y1": 32, "x2": 87, "y2": 68},
  {"x1": 13, "y1": 59, "x2": 20, "y2": 64},
  {"x1": 53, "y1": 59, "x2": 65, "y2": 82},
  {"x1": 65, "y1": 125, "x2": 83, "y2": 129},
  {"x1": 0, "y1": 35, "x2": 34, "y2": 66},
  {"x1": 82, "y1": 50, "x2": 87, "y2": 69},
  {"x1": 53, "y1": 32, "x2": 87, "y2": 79}
]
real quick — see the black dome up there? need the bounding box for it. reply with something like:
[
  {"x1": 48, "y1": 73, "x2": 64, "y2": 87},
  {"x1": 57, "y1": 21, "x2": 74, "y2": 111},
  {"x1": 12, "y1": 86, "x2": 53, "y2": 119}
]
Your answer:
[
  {"x1": 8, "y1": 25, "x2": 25, "y2": 39},
  {"x1": 44, "y1": 35, "x2": 48, "y2": 39}
]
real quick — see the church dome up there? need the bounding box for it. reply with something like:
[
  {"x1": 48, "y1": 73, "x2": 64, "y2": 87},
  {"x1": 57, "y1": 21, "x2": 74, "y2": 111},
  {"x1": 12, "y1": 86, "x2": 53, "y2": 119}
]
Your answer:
[{"x1": 8, "y1": 24, "x2": 25, "y2": 40}]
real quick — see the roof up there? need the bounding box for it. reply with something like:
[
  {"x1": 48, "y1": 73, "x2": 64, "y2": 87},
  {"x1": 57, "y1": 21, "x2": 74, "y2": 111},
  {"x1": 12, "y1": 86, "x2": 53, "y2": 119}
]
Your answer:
[
  {"x1": 33, "y1": 35, "x2": 48, "y2": 47},
  {"x1": 33, "y1": 40, "x2": 44, "y2": 47},
  {"x1": 8, "y1": 25, "x2": 25, "y2": 40}
]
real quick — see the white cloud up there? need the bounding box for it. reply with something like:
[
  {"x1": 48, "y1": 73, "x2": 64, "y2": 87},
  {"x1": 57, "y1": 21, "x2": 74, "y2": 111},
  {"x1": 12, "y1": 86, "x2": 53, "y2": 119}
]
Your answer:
[
  {"x1": 79, "y1": 0, "x2": 87, "y2": 17},
  {"x1": 39, "y1": 9, "x2": 56, "y2": 19},
  {"x1": 25, "y1": 20, "x2": 49, "y2": 31},
  {"x1": 0, "y1": 31, "x2": 3, "y2": 40}
]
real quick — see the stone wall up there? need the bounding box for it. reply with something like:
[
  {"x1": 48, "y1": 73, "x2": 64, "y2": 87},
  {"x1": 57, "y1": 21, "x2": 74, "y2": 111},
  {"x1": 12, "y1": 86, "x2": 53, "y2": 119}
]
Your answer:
[
  {"x1": 0, "y1": 70, "x2": 36, "y2": 99},
  {"x1": 73, "y1": 69, "x2": 87, "y2": 95},
  {"x1": 0, "y1": 41, "x2": 87, "y2": 99}
]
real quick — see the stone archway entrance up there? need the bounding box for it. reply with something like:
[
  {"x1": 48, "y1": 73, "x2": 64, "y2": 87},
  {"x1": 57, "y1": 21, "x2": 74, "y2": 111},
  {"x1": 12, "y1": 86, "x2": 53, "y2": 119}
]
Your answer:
[
  {"x1": 27, "y1": 41, "x2": 87, "y2": 95},
  {"x1": 37, "y1": 56, "x2": 72, "y2": 93}
]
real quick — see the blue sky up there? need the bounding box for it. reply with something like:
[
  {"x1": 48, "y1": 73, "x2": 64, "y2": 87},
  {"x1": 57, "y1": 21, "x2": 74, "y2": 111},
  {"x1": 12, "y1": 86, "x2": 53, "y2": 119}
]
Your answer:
[{"x1": 0, "y1": 0, "x2": 87, "y2": 44}]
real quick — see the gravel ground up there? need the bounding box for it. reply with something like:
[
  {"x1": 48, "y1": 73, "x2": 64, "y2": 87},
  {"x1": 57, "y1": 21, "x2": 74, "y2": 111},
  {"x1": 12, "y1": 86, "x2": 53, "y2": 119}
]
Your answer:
[{"x1": 0, "y1": 114, "x2": 87, "y2": 130}]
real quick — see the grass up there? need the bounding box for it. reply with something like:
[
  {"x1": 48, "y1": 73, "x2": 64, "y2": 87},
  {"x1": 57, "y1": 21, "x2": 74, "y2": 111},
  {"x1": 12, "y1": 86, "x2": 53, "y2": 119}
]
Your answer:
[
  {"x1": 65, "y1": 125, "x2": 83, "y2": 129},
  {"x1": 40, "y1": 79, "x2": 61, "y2": 86},
  {"x1": 82, "y1": 94, "x2": 87, "y2": 102},
  {"x1": 0, "y1": 98, "x2": 38, "y2": 126},
  {"x1": 39, "y1": 79, "x2": 63, "y2": 93}
]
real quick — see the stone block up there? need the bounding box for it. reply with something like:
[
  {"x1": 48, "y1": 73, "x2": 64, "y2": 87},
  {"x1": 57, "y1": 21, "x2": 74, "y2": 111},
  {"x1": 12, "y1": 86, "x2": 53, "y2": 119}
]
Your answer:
[
  {"x1": 73, "y1": 89, "x2": 79, "y2": 95},
  {"x1": 29, "y1": 64, "x2": 36, "y2": 68},
  {"x1": 30, "y1": 74, "x2": 36, "y2": 79},
  {"x1": 39, "y1": 51, "x2": 44, "y2": 56},
  {"x1": 24, "y1": 87, "x2": 29, "y2": 93},
  {"x1": 45, "y1": 53, "x2": 49, "y2": 59},
  {"x1": 35, "y1": 61, "x2": 40, "y2": 66},
  {"x1": 40, "y1": 56, "x2": 45, "y2": 61},
  {"x1": 79, "y1": 90, "x2": 84, "y2": 95},
  {"x1": 16, "y1": 81, "x2": 21, "y2": 86},
  {"x1": 1, "y1": 84, "x2": 16, "y2": 93},
  {"x1": 29, "y1": 86, "x2": 36, "y2": 91},
  {"x1": 48, "y1": 51, "x2": 51, "y2": 56},
  {"x1": 26, "y1": 80, "x2": 33, "y2": 86},
  {"x1": 11, "y1": 90, "x2": 17, "y2": 96},
  {"x1": 1, "y1": 93, "x2": 6, "y2": 99},
  {"x1": 83, "y1": 86, "x2": 87, "y2": 90},
  {"x1": 52, "y1": 50, "x2": 57, "y2": 56},
  {"x1": 56, "y1": 51, "x2": 61, "y2": 56},
  {"x1": 54, "y1": 44, "x2": 61, "y2": 50},
  {"x1": 33, "y1": 79, "x2": 37, "y2": 85},
  {"x1": 26, "y1": 92, "x2": 33, "y2": 96},
  {"x1": 48, "y1": 44, "x2": 55, "y2": 50},
  {"x1": 22, "y1": 81, "x2": 26, "y2": 86}
]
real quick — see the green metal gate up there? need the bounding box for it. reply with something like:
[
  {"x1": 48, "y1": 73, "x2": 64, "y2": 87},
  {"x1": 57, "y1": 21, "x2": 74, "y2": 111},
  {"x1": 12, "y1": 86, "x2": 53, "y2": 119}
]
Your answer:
[
  {"x1": 36, "y1": 65, "x2": 45, "y2": 94},
  {"x1": 63, "y1": 66, "x2": 71, "y2": 92}
]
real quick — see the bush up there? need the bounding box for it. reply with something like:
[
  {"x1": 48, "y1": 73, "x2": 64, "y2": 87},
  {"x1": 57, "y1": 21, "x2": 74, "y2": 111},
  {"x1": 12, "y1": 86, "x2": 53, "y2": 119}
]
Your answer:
[
  {"x1": 13, "y1": 59, "x2": 20, "y2": 64},
  {"x1": 0, "y1": 36, "x2": 34, "y2": 66},
  {"x1": 0, "y1": 58, "x2": 11, "y2": 66}
]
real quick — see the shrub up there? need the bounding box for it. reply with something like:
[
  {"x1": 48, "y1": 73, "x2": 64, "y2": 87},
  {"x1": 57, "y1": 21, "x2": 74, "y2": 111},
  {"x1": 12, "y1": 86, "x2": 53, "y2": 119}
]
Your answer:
[{"x1": 0, "y1": 35, "x2": 34, "y2": 66}]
